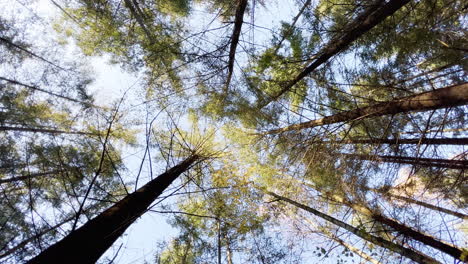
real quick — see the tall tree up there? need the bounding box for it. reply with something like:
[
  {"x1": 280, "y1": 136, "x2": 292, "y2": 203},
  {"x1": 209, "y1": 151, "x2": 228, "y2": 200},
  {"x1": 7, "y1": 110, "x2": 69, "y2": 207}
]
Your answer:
[
  {"x1": 264, "y1": 83, "x2": 468, "y2": 134},
  {"x1": 27, "y1": 155, "x2": 201, "y2": 264},
  {"x1": 268, "y1": 192, "x2": 440, "y2": 264}
]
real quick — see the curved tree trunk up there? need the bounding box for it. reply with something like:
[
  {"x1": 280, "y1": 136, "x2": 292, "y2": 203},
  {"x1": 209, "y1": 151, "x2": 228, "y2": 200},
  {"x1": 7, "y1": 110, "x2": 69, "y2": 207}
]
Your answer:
[
  {"x1": 265, "y1": 82, "x2": 468, "y2": 134},
  {"x1": 27, "y1": 155, "x2": 200, "y2": 264},
  {"x1": 268, "y1": 191, "x2": 440, "y2": 264}
]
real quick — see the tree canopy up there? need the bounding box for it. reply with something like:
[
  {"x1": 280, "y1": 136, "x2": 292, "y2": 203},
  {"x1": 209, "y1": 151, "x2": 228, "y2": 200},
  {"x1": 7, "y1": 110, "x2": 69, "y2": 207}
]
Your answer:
[{"x1": 0, "y1": 0, "x2": 467, "y2": 263}]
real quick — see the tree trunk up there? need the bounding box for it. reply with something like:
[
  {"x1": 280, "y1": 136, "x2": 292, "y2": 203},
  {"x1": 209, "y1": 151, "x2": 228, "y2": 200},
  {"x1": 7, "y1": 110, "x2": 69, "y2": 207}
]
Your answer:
[
  {"x1": 0, "y1": 36, "x2": 65, "y2": 70},
  {"x1": 372, "y1": 189, "x2": 468, "y2": 220},
  {"x1": 325, "y1": 137, "x2": 468, "y2": 146},
  {"x1": 0, "y1": 170, "x2": 63, "y2": 185},
  {"x1": 224, "y1": 0, "x2": 248, "y2": 92},
  {"x1": 27, "y1": 155, "x2": 200, "y2": 264},
  {"x1": 261, "y1": 0, "x2": 409, "y2": 106},
  {"x1": 123, "y1": 0, "x2": 154, "y2": 43},
  {"x1": 268, "y1": 191, "x2": 439, "y2": 264},
  {"x1": 329, "y1": 233, "x2": 382, "y2": 264},
  {"x1": 322, "y1": 192, "x2": 466, "y2": 261},
  {"x1": 300, "y1": 216, "x2": 382, "y2": 264},
  {"x1": 0, "y1": 126, "x2": 95, "y2": 136},
  {"x1": 345, "y1": 153, "x2": 468, "y2": 170},
  {"x1": 272, "y1": 0, "x2": 312, "y2": 54},
  {"x1": 0, "y1": 77, "x2": 98, "y2": 108},
  {"x1": 264, "y1": 82, "x2": 468, "y2": 134}
]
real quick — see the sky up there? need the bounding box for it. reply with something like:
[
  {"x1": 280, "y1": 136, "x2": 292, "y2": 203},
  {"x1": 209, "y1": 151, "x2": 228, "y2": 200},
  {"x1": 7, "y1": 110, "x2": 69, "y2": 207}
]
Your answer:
[
  {"x1": 2, "y1": 0, "x2": 466, "y2": 263},
  {"x1": 3, "y1": 1, "x2": 304, "y2": 263}
]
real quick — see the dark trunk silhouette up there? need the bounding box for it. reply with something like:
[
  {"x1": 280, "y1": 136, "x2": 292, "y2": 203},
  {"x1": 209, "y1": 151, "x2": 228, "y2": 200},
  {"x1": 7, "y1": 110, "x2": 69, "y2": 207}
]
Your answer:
[
  {"x1": 265, "y1": 83, "x2": 468, "y2": 134},
  {"x1": 27, "y1": 155, "x2": 200, "y2": 264},
  {"x1": 0, "y1": 170, "x2": 63, "y2": 184},
  {"x1": 224, "y1": 0, "x2": 248, "y2": 92},
  {"x1": 123, "y1": 0, "x2": 154, "y2": 43},
  {"x1": 261, "y1": 0, "x2": 409, "y2": 106},
  {"x1": 326, "y1": 137, "x2": 468, "y2": 145},
  {"x1": 0, "y1": 77, "x2": 97, "y2": 107},
  {"x1": 268, "y1": 192, "x2": 439, "y2": 264},
  {"x1": 0, "y1": 126, "x2": 95, "y2": 136},
  {"x1": 345, "y1": 153, "x2": 468, "y2": 170},
  {"x1": 0, "y1": 36, "x2": 65, "y2": 70}
]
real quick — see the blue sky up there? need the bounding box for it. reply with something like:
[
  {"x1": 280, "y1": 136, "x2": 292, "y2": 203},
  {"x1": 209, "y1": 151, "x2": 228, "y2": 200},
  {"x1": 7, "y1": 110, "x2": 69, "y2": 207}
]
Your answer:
[{"x1": 2, "y1": 0, "x2": 466, "y2": 263}]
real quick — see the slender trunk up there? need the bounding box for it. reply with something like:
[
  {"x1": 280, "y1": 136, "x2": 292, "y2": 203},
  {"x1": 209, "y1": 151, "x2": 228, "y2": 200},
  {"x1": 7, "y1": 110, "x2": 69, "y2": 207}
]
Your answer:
[
  {"x1": 226, "y1": 239, "x2": 233, "y2": 264},
  {"x1": 400, "y1": 127, "x2": 468, "y2": 135},
  {"x1": 217, "y1": 220, "x2": 222, "y2": 264},
  {"x1": 345, "y1": 153, "x2": 468, "y2": 170},
  {"x1": 0, "y1": 37, "x2": 66, "y2": 71},
  {"x1": 27, "y1": 155, "x2": 200, "y2": 264},
  {"x1": 268, "y1": 192, "x2": 439, "y2": 264},
  {"x1": 265, "y1": 82, "x2": 468, "y2": 134},
  {"x1": 325, "y1": 137, "x2": 468, "y2": 146},
  {"x1": 0, "y1": 170, "x2": 62, "y2": 184},
  {"x1": 329, "y1": 233, "x2": 382, "y2": 264},
  {"x1": 0, "y1": 126, "x2": 95, "y2": 136},
  {"x1": 224, "y1": 0, "x2": 248, "y2": 92},
  {"x1": 262, "y1": 0, "x2": 409, "y2": 106},
  {"x1": 272, "y1": 0, "x2": 311, "y2": 54},
  {"x1": 370, "y1": 188, "x2": 468, "y2": 220},
  {"x1": 0, "y1": 77, "x2": 98, "y2": 108},
  {"x1": 123, "y1": 0, "x2": 154, "y2": 43},
  {"x1": 322, "y1": 192, "x2": 466, "y2": 261},
  {"x1": 300, "y1": 216, "x2": 382, "y2": 264}
]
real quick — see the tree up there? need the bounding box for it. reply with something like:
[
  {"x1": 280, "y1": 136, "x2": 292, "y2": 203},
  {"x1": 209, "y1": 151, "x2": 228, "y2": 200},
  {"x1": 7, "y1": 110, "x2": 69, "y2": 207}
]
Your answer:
[
  {"x1": 27, "y1": 155, "x2": 200, "y2": 264},
  {"x1": 268, "y1": 191, "x2": 440, "y2": 264},
  {"x1": 2, "y1": 0, "x2": 467, "y2": 263},
  {"x1": 264, "y1": 83, "x2": 468, "y2": 134}
]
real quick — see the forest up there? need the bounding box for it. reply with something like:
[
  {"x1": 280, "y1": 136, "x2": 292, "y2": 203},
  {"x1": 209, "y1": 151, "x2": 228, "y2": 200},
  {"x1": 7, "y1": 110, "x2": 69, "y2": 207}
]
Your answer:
[{"x1": 0, "y1": 0, "x2": 467, "y2": 263}]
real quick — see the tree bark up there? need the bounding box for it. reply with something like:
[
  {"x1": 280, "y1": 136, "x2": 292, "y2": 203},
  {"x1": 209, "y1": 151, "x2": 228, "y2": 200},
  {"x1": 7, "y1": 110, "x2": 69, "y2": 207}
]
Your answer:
[
  {"x1": 0, "y1": 126, "x2": 95, "y2": 136},
  {"x1": 0, "y1": 170, "x2": 63, "y2": 185},
  {"x1": 325, "y1": 137, "x2": 468, "y2": 146},
  {"x1": 261, "y1": 0, "x2": 409, "y2": 107},
  {"x1": 345, "y1": 153, "x2": 468, "y2": 170},
  {"x1": 0, "y1": 77, "x2": 98, "y2": 108},
  {"x1": 268, "y1": 192, "x2": 440, "y2": 264},
  {"x1": 123, "y1": 0, "x2": 154, "y2": 43},
  {"x1": 264, "y1": 82, "x2": 468, "y2": 134},
  {"x1": 27, "y1": 155, "x2": 200, "y2": 264},
  {"x1": 0, "y1": 36, "x2": 66, "y2": 70},
  {"x1": 224, "y1": 0, "x2": 248, "y2": 92},
  {"x1": 322, "y1": 192, "x2": 466, "y2": 261},
  {"x1": 300, "y1": 216, "x2": 382, "y2": 264},
  {"x1": 329, "y1": 233, "x2": 382, "y2": 264},
  {"x1": 371, "y1": 189, "x2": 468, "y2": 220}
]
